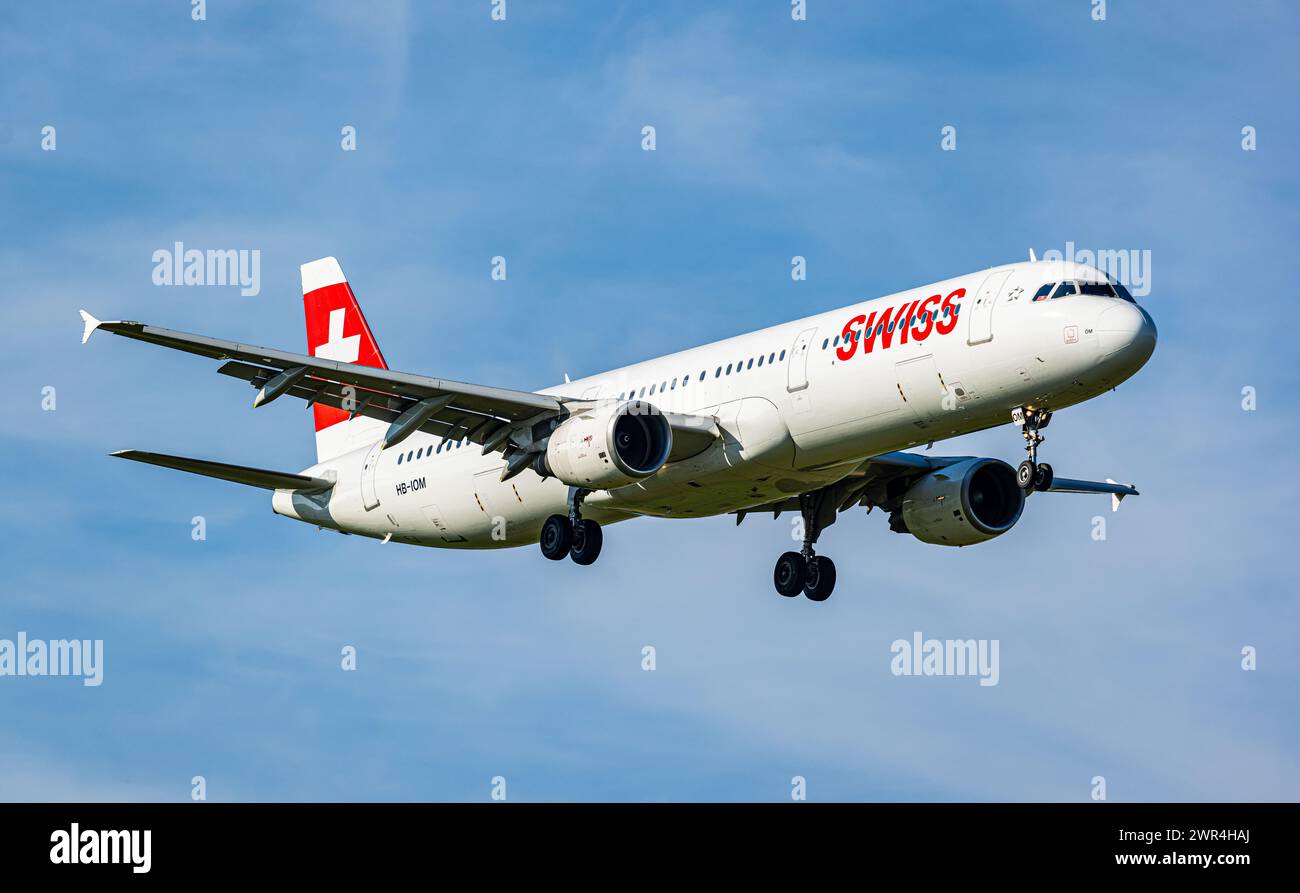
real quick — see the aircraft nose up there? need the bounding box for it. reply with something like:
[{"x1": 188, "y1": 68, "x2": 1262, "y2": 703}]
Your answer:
[{"x1": 1097, "y1": 301, "x2": 1157, "y2": 366}]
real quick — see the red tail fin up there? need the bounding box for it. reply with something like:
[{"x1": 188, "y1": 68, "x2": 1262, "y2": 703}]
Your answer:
[{"x1": 300, "y1": 257, "x2": 388, "y2": 461}]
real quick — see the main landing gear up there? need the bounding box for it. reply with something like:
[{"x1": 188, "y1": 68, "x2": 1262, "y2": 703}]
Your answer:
[
  {"x1": 1012, "y1": 406, "x2": 1054, "y2": 493},
  {"x1": 540, "y1": 488, "x2": 603, "y2": 565},
  {"x1": 773, "y1": 491, "x2": 837, "y2": 602}
]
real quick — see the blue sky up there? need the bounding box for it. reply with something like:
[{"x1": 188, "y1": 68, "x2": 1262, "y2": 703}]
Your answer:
[{"x1": 2, "y1": 0, "x2": 1298, "y2": 801}]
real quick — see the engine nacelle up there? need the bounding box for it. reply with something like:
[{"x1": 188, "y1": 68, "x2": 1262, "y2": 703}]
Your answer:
[
  {"x1": 898, "y1": 457, "x2": 1024, "y2": 546},
  {"x1": 536, "y1": 400, "x2": 673, "y2": 489}
]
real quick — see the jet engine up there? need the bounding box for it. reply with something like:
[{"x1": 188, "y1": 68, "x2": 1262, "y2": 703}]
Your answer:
[
  {"x1": 533, "y1": 400, "x2": 673, "y2": 489},
  {"x1": 896, "y1": 457, "x2": 1024, "y2": 546}
]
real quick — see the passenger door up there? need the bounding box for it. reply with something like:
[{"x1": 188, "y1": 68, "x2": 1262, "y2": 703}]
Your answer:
[
  {"x1": 786, "y1": 327, "x2": 817, "y2": 392},
  {"x1": 966, "y1": 270, "x2": 1013, "y2": 345},
  {"x1": 359, "y1": 442, "x2": 382, "y2": 511}
]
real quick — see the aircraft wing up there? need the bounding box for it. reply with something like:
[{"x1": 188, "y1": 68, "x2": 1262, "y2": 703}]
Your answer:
[
  {"x1": 79, "y1": 311, "x2": 722, "y2": 462},
  {"x1": 80, "y1": 311, "x2": 571, "y2": 449},
  {"x1": 1044, "y1": 476, "x2": 1139, "y2": 512},
  {"x1": 733, "y1": 450, "x2": 1140, "y2": 525},
  {"x1": 844, "y1": 452, "x2": 1139, "y2": 509}
]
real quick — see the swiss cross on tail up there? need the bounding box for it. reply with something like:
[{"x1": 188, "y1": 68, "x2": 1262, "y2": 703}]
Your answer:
[{"x1": 300, "y1": 257, "x2": 388, "y2": 432}]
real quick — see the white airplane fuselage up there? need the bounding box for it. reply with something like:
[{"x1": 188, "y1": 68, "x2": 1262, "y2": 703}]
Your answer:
[{"x1": 272, "y1": 259, "x2": 1156, "y2": 548}]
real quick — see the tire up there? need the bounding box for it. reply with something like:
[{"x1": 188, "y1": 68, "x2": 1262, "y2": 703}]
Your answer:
[
  {"x1": 1017, "y1": 460, "x2": 1036, "y2": 492},
  {"x1": 539, "y1": 514, "x2": 572, "y2": 560},
  {"x1": 569, "y1": 519, "x2": 603, "y2": 566},
  {"x1": 774, "y1": 551, "x2": 806, "y2": 598},
  {"x1": 1033, "y1": 462, "x2": 1054, "y2": 492},
  {"x1": 804, "y1": 556, "x2": 837, "y2": 602}
]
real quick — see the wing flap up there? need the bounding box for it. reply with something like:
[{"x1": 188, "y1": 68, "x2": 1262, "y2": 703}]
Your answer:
[
  {"x1": 111, "y1": 450, "x2": 335, "y2": 492},
  {"x1": 216, "y1": 361, "x2": 519, "y2": 448}
]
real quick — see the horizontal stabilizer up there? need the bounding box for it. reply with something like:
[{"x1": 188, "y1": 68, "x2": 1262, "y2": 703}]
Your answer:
[{"x1": 111, "y1": 450, "x2": 335, "y2": 492}]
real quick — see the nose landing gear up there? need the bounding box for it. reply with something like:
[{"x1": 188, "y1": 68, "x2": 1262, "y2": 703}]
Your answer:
[
  {"x1": 772, "y1": 491, "x2": 837, "y2": 601},
  {"x1": 1013, "y1": 406, "x2": 1054, "y2": 493}
]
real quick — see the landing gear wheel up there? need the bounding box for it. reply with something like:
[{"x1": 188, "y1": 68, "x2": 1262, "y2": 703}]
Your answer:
[
  {"x1": 1015, "y1": 407, "x2": 1052, "y2": 492},
  {"x1": 539, "y1": 514, "x2": 572, "y2": 560},
  {"x1": 774, "y1": 551, "x2": 806, "y2": 598},
  {"x1": 569, "y1": 519, "x2": 603, "y2": 566},
  {"x1": 1017, "y1": 460, "x2": 1036, "y2": 492},
  {"x1": 803, "y1": 556, "x2": 836, "y2": 602}
]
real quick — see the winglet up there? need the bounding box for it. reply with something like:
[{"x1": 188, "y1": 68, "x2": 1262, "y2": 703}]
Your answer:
[
  {"x1": 1106, "y1": 478, "x2": 1133, "y2": 512},
  {"x1": 79, "y1": 310, "x2": 101, "y2": 344}
]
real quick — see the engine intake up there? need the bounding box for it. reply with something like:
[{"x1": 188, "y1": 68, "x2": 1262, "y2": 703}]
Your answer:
[
  {"x1": 899, "y1": 457, "x2": 1024, "y2": 546},
  {"x1": 534, "y1": 400, "x2": 672, "y2": 489}
]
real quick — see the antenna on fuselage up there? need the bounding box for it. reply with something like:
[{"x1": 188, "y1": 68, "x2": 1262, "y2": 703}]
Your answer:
[{"x1": 1028, "y1": 248, "x2": 1037, "y2": 262}]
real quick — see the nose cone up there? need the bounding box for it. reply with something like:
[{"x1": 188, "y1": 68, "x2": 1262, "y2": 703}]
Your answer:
[{"x1": 1097, "y1": 301, "x2": 1157, "y2": 370}]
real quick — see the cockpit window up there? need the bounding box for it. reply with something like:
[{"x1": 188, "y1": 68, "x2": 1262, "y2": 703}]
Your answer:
[
  {"x1": 1109, "y1": 277, "x2": 1136, "y2": 303},
  {"x1": 1079, "y1": 281, "x2": 1116, "y2": 298},
  {"x1": 1051, "y1": 281, "x2": 1078, "y2": 299},
  {"x1": 1032, "y1": 283, "x2": 1053, "y2": 302}
]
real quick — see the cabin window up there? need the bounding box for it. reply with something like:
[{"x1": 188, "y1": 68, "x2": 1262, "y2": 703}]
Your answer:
[
  {"x1": 779, "y1": 350, "x2": 786, "y2": 361},
  {"x1": 715, "y1": 367, "x2": 721, "y2": 378},
  {"x1": 757, "y1": 355, "x2": 764, "y2": 367},
  {"x1": 726, "y1": 363, "x2": 733, "y2": 374},
  {"x1": 397, "y1": 453, "x2": 403, "y2": 465},
  {"x1": 747, "y1": 358, "x2": 754, "y2": 369}
]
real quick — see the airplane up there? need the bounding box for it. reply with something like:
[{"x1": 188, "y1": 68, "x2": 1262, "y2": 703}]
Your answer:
[{"x1": 80, "y1": 253, "x2": 1156, "y2": 601}]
